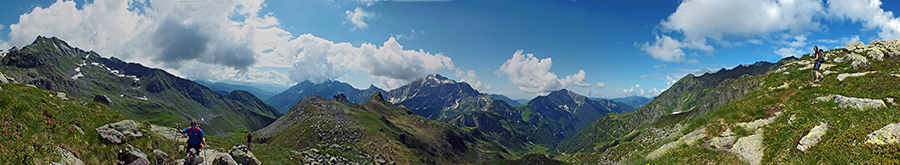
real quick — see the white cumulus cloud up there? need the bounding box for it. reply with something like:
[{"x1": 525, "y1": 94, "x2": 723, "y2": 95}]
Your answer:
[
  {"x1": 455, "y1": 69, "x2": 493, "y2": 91},
  {"x1": 828, "y1": 0, "x2": 900, "y2": 40},
  {"x1": 345, "y1": 7, "x2": 376, "y2": 30},
  {"x1": 496, "y1": 50, "x2": 591, "y2": 94},
  {"x1": 621, "y1": 84, "x2": 663, "y2": 97},
  {"x1": 593, "y1": 82, "x2": 606, "y2": 89},
  {"x1": 276, "y1": 35, "x2": 454, "y2": 89}
]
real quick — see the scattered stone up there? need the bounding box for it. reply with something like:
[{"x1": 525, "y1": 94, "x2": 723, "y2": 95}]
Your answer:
[
  {"x1": 837, "y1": 71, "x2": 876, "y2": 81},
  {"x1": 866, "y1": 123, "x2": 900, "y2": 145},
  {"x1": 95, "y1": 120, "x2": 145, "y2": 144},
  {"x1": 736, "y1": 112, "x2": 781, "y2": 131},
  {"x1": 822, "y1": 70, "x2": 837, "y2": 75},
  {"x1": 0, "y1": 72, "x2": 8, "y2": 83},
  {"x1": 72, "y1": 124, "x2": 85, "y2": 135},
  {"x1": 843, "y1": 42, "x2": 865, "y2": 52},
  {"x1": 53, "y1": 146, "x2": 85, "y2": 165},
  {"x1": 797, "y1": 122, "x2": 828, "y2": 152},
  {"x1": 26, "y1": 84, "x2": 36, "y2": 88},
  {"x1": 56, "y1": 92, "x2": 68, "y2": 100},
  {"x1": 769, "y1": 82, "x2": 789, "y2": 91},
  {"x1": 788, "y1": 114, "x2": 796, "y2": 125},
  {"x1": 646, "y1": 128, "x2": 707, "y2": 160},
  {"x1": 93, "y1": 95, "x2": 112, "y2": 105},
  {"x1": 230, "y1": 144, "x2": 261, "y2": 165},
  {"x1": 886, "y1": 97, "x2": 896, "y2": 105},
  {"x1": 833, "y1": 95, "x2": 886, "y2": 110},
  {"x1": 731, "y1": 129, "x2": 765, "y2": 165}
]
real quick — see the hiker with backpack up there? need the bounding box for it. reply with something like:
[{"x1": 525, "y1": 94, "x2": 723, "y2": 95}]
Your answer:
[
  {"x1": 811, "y1": 46, "x2": 825, "y2": 82},
  {"x1": 179, "y1": 119, "x2": 206, "y2": 155}
]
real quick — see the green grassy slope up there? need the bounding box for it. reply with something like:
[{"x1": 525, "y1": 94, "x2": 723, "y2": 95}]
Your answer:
[{"x1": 565, "y1": 41, "x2": 900, "y2": 164}]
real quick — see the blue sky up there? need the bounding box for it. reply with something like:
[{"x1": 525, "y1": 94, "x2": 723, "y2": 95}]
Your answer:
[{"x1": 0, "y1": 0, "x2": 899, "y2": 100}]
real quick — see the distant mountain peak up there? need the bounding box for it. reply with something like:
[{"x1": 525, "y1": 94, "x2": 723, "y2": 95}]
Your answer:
[{"x1": 425, "y1": 74, "x2": 456, "y2": 84}]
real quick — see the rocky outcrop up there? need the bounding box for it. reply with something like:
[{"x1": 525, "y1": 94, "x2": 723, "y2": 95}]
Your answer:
[
  {"x1": 797, "y1": 122, "x2": 828, "y2": 151},
  {"x1": 646, "y1": 128, "x2": 706, "y2": 160},
  {"x1": 843, "y1": 53, "x2": 870, "y2": 69},
  {"x1": 96, "y1": 120, "x2": 145, "y2": 144},
  {"x1": 866, "y1": 123, "x2": 900, "y2": 145},
  {"x1": 93, "y1": 94, "x2": 112, "y2": 105},
  {"x1": 817, "y1": 95, "x2": 886, "y2": 110},
  {"x1": 229, "y1": 145, "x2": 261, "y2": 165},
  {"x1": 731, "y1": 129, "x2": 765, "y2": 165},
  {"x1": 118, "y1": 144, "x2": 150, "y2": 165},
  {"x1": 153, "y1": 149, "x2": 174, "y2": 165},
  {"x1": 53, "y1": 146, "x2": 85, "y2": 165}
]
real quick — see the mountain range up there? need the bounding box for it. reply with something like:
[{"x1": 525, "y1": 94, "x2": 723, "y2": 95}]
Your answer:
[
  {"x1": 194, "y1": 79, "x2": 280, "y2": 100},
  {"x1": 0, "y1": 36, "x2": 281, "y2": 135}
]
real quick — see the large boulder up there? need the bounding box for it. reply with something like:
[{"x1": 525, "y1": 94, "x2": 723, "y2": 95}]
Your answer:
[
  {"x1": 731, "y1": 129, "x2": 765, "y2": 165},
  {"x1": 96, "y1": 120, "x2": 145, "y2": 144},
  {"x1": 201, "y1": 149, "x2": 238, "y2": 165},
  {"x1": 118, "y1": 144, "x2": 150, "y2": 165},
  {"x1": 866, "y1": 123, "x2": 900, "y2": 145},
  {"x1": 0, "y1": 72, "x2": 8, "y2": 83},
  {"x1": 843, "y1": 53, "x2": 869, "y2": 70},
  {"x1": 833, "y1": 95, "x2": 886, "y2": 110},
  {"x1": 230, "y1": 145, "x2": 262, "y2": 165},
  {"x1": 797, "y1": 122, "x2": 828, "y2": 151}
]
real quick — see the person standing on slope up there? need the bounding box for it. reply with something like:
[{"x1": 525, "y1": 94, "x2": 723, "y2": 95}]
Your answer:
[
  {"x1": 245, "y1": 131, "x2": 253, "y2": 151},
  {"x1": 179, "y1": 119, "x2": 206, "y2": 154},
  {"x1": 811, "y1": 46, "x2": 825, "y2": 82}
]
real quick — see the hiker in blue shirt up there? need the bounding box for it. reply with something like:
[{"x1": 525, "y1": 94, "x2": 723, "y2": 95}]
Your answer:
[{"x1": 179, "y1": 119, "x2": 206, "y2": 153}]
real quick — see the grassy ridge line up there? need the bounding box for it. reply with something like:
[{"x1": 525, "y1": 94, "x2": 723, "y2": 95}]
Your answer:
[{"x1": 635, "y1": 48, "x2": 900, "y2": 164}]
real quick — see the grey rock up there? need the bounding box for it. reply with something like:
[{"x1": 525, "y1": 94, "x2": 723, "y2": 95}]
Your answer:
[
  {"x1": 118, "y1": 144, "x2": 149, "y2": 165},
  {"x1": 54, "y1": 146, "x2": 85, "y2": 165},
  {"x1": 844, "y1": 42, "x2": 865, "y2": 52},
  {"x1": 0, "y1": 72, "x2": 8, "y2": 83},
  {"x1": 836, "y1": 71, "x2": 876, "y2": 81},
  {"x1": 797, "y1": 122, "x2": 828, "y2": 151},
  {"x1": 56, "y1": 92, "x2": 68, "y2": 100},
  {"x1": 886, "y1": 97, "x2": 895, "y2": 105},
  {"x1": 646, "y1": 128, "x2": 706, "y2": 160},
  {"x1": 230, "y1": 144, "x2": 262, "y2": 165},
  {"x1": 93, "y1": 95, "x2": 112, "y2": 105},
  {"x1": 201, "y1": 149, "x2": 238, "y2": 165},
  {"x1": 833, "y1": 95, "x2": 886, "y2": 110},
  {"x1": 128, "y1": 158, "x2": 151, "y2": 165},
  {"x1": 153, "y1": 149, "x2": 173, "y2": 165},
  {"x1": 707, "y1": 136, "x2": 738, "y2": 150},
  {"x1": 866, "y1": 123, "x2": 900, "y2": 145},
  {"x1": 731, "y1": 129, "x2": 765, "y2": 165},
  {"x1": 72, "y1": 124, "x2": 85, "y2": 135},
  {"x1": 96, "y1": 120, "x2": 145, "y2": 144},
  {"x1": 843, "y1": 53, "x2": 869, "y2": 69}
]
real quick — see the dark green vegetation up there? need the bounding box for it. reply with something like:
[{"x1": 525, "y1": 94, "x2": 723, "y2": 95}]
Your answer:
[
  {"x1": 266, "y1": 80, "x2": 385, "y2": 114},
  {"x1": 253, "y1": 92, "x2": 512, "y2": 164},
  {"x1": 0, "y1": 36, "x2": 280, "y2": 135},
  {"x1": 558, "y1": 41, "x2": 900, "y2": 164}
]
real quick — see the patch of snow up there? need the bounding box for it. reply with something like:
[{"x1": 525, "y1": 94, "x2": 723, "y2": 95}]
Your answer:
[
  {"x1": 71, "y1": 73, "x2": 83, "y2": 80},
  {"x1": 91, "y1": 62, "x2": 100, "y2": 66},
  {"x1": 136, "y1": 96, "x2": 149, "y2": 101},
  {"x1": 74, "y1": 67, "x2": 80, "y2": 72}
]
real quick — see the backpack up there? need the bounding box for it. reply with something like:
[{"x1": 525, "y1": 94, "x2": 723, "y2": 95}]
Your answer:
[
  {"x1": 816, "y1": 49, "x2": 825, "y2": 62},
  {"x1": 189, "y1": 125, "x2": 202, "y2": 136}
]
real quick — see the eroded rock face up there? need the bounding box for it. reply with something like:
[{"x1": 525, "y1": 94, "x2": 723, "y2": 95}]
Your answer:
[
  {"x1": 93, "y1": 94, "x2": 112, "y2": 105},
  {"x1": 731, "y1": 129, "x2": 764, "y2": 165},
  {"x1": 706, "y1": 136, "x2": 738, "y2": 150},
  {"x1": 96, "y1": 120, "x2": 145, "y2": 144},
  {"x1": 866, "y1": 123, "x2": 900, "y2": 145},
  {"x1": 797, "y1": 122, "x2": 828, "y2": 152}
]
